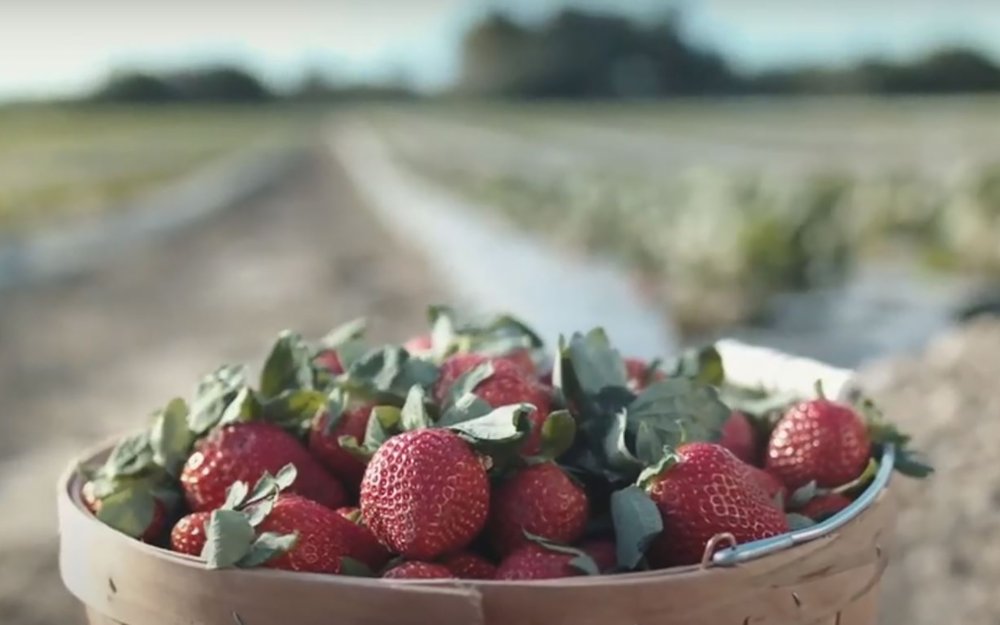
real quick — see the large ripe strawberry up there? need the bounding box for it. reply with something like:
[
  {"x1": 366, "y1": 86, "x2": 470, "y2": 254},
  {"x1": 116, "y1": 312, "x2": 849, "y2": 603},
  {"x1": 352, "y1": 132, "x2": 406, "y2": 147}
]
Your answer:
[
  {"x1": 644, "y1": 442, "x2": 789, "y2": 567},
  {"x1": 360, "y1": 428, "x2": 489, "y2": 560},
  {"x1": 382, "y1": 561, "x2": 455, "y2": 580},
  {"x1": 719, "y1": 411, "x2": 757, "y2": 464},
  {"x1": 488, "y1": 462, "x2": 589, "y2": 556},
  {"x1": 439, "y1": 551, "x2": 497, "y2": 580},
  {"x1": 433, "y1": 353, "x2": 552, "y2": 455},
  {"x1": 495, "y1": 544, "x2": 588, "y2": 580},
  {"x1": 308, "y1": 405, "x2": 372, "y2": 490},
  {"x1": 333, "y1": 506, "x2": 392, "y2": 570},
  {"x1": 170, "y1": 511, "x2": 211, "y2": 556},
  {"x1": 799, "y1": 493, "x2": 852, "y2": 522},
  {"x1": 82, "y1": 481, "x2": 168, "y2": 544},
  {"x1": 624, "y1": 357, "x2": 666, "y2": 392},
  {"x1": 180, "y1": 422, "x2": 347, "y2": 512},
  {"x1": 314, "y1": 349, "x2": 344, "y2": 375},
  {"x1": 256, "y1": 494, "x2": 360, "y2": 574},
  {"x1": 766, "y1": 398, "x2": 871, "y2": 490}
]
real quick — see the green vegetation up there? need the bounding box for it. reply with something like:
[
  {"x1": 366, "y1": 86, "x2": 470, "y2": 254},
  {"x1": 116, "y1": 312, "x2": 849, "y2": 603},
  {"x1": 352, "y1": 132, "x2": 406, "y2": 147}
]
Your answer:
[{"x1": 0, "y1": 105, "x2": 312, "y2": 233}]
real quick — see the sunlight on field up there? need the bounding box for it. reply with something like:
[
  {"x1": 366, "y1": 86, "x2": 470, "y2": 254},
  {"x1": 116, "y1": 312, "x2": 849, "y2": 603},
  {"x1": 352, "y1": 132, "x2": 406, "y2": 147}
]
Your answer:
[{"x1": 0, "y1": 105, "x2": 313, "y2": 233}]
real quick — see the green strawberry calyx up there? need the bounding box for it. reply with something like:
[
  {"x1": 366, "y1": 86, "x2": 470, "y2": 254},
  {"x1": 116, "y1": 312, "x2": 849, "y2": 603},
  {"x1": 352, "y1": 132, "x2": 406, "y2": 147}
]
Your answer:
[{"x1": 522, "y1": 531, "x2": 600, "y2": 576}]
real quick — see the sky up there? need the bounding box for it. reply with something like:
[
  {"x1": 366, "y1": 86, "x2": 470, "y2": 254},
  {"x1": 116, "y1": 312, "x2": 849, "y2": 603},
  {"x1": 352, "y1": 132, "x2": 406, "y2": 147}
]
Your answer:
[{"x1": 2, "y1": 0, "x2": 1000, "y2": 99}]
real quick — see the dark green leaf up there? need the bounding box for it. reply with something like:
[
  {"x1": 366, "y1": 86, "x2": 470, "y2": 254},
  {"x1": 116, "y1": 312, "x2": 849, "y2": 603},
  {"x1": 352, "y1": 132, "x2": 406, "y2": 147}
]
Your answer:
[
  {"x1": 105, "y1": 432, "x2": 154, "y2": 477},
  {"x1": 346, "y1": 346, "x2": 440, "y2": 401},
  {"x1": 363, "y1": 406, "x2": 402, "y2": 450},
  {"x1": 789, "y1": 481, "x2": 820, "y2": 509},
  {"x1": 601, "y1": 410, "x2": 644, "y2": 475},
  {"x1": 893, "y1": 449, "x2": 934, "y2": 478},
  {"x1": 222, "y1": 481, "x2": 249, "y2": 510},
  {"x1": 569, "y1": 554, "x2": 600, "y2": 576},
  {"x1": 339, "y1": 557, "x2": 375, "y2": 577},
  {"x1": 236, "y1": 532, "x2": 298, "y2": 568},
  {"x1": 261, "y1": 389, "x2": 326, "y2": 431},
  {"x1": 319, "y1": 318, "x2": 367, "y2": 350},
  {"x1": 671, "y1": 345, "x2": 725, "y2": 386},
  {"x1": 243, "y1": 500, "x2": 275, "y2": 527},
  {"x1": 447, "y1": 362, "x2": 494, "y2": 408},
  {"x1": 537, "y1": 410, "x2": 576, "y2": 460},
  {"x1": 260, "y1": 331, "x2": 314, "y2": 398},
  {"x1": 150, "y1": 398, "x2": 194, "y2": 477},
  {"x1": 188, "y1": 364, "x2": 248, "y2": 434},
  {"x1": 610, "y1": 486, "x2": 663, "y2": 570},
  {"x1": 633, "y1": 420, "x2": 671, "y2": 466},
  {"x1": 637, "y1": 450, "x2": 680, "y2": 488},
  {"x1": 338, "y1": 435, "x2": 374, "y2": 463},
  {"x1": 832, "y1": 459, "x2": 879, "y2": 495},
  {"x1": 522, "y1": 531, "x2": 598, "y2": 575},
  {"x1": 95, "y1": 487, "x2": 155, "y2": 538},
  {"x1": 627, "y1": 378, "x2": 731, "y2": 445},
  {"x1": 400, "y1": 386, "x2": 432, "y2": 431},
  {"x1": 447, "y1": 404, "x2": 532, "y2": 444},
  {"x1": 482, "y1": 314, "x2": 544, "y2": 348},
  {"x1": 438, "y1": 393, "x2": 494, "y2": 427},
  {"x1": 274, "y1": 464, "x2": 297, "y2": 491},
  {"x1": 565, "y1": 329, "x2": 628, "y2": 395},
  {"x1": 787, "y1": 513, "x2": 817, "y2": 530},
  {"x1": 320, "y1": 390, "x2": 346, "y2": 436},
  {"x1": 246, "y1": 474, "x2": 278, "y2": 506},
  {"x1": 218, "y1": 387, "x2": 262, "y2": 427},
  {"x1": 204, "y1": 510, "x2": 256, "y2": 569}
]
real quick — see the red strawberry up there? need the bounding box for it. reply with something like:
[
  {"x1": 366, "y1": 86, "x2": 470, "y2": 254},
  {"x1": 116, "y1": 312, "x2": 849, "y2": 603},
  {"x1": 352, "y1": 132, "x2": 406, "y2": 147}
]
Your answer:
[
  {"x1": 256, "y1": 493, "x2": 368, "y2": 573},
  {"x1": 180, "y1": 422, "x2": 347, "y2": 512},
  {"x1": 579, "y1": 539, "x2": 617, "y2": 573},
  {"x1": 488, "y1": 462, "x2": 589, "y2": 556},
  {"x1": 439, "y1": 551, "x2": 497, "y2": 580},
  {"x1": 333, "y1": 506, "x2": 392, "y2": 570},
  {"x1": 314, "y1": 349, "x2": 344, "y2": 375},
  {"x1": 624, "y1": 357, "x2": 666, "y2": 392},
  {"x1": 170, "y1": 511, "x2": 211, "y2": 556},
  {"x1": 360, "y1": 429, "x2": 489, "y2": 560},
  {"x1": 433, "y1": 354, "x2": 551, "y2": 455},
  {"x1": 308, "y1": 405, "x2": 372, "y2": 490},
  {"x1": 495, "y1": 348, "x2": 537, "y2": 375},
  {"x1": 495, "y1": 544, "x2": 587, "y2": 580},
  {"x1": 645, "y1": 443, "x2": 789, "y2": 567},
  {"x1": 382, "y1": 561, "x2": 455, "y2": 580},
  {"x1": 766, "y1": 398, "x2": 871, "y2": 490},
  {"x1": 403, "y1": 334, "x2": 433, "y2": 355},
  {"x1": 719, "y1": 411, "x2": 757, "y2": 464},
  {"x1": 799, "y1": 493, "x2": 852, "y2": 521},
  {"x1": 82, "y1": 481, "x2": 168, "y2": 543},
  {"x1": 742, "y1": 464, "x2": 789, "y2": 507}
]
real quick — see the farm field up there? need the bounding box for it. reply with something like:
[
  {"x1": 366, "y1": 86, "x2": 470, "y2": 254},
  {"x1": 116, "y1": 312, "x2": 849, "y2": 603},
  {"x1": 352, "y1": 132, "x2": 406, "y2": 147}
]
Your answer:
[
  {"x1": 364, "y1": 98, "x2": 1000, "y2": 338},
  {"x1": 0, "y1": 105, "x2": 315, "y2": 234}
]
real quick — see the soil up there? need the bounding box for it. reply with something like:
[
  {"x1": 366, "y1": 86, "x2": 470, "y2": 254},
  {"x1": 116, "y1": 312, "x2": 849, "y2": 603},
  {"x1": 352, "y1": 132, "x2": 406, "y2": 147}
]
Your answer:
[{"x1": 0, "y1": 148, "x2": 442, "y2": 625}]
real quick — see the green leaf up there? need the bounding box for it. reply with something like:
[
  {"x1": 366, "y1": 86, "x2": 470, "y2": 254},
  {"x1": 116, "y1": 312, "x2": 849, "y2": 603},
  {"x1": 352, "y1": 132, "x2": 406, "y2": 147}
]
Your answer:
[
  {"x1": 363, "y1": 406, "x2": 402, "y2": 450},
  {"x1": 601, "y1": 410, "x2": 644, "y2": 474},
  {"x1": 222, "y1": 481, "x2": 250, "y2": 510},
  {"x1": 893, "y1": 449, "x2": 934, "y2": 478},
  {"x1": 429, "y1": 305, "x2": 458, "y2": 359},
  {"x1": 243, "y1": 500, "x2": 275, "y2": 527},
  {"x1": 319, "y1": 318, "x2": 367, "y2": 350},
  {"x1": 447, "y1": 404, "x2": 532, "y2": 444},
  {"x1": 150, "y1": 398, "x2": 194, "y2": 477},
  {"x1": 482, "y1": 314, "x2": 544, "y2": 348},
  {"x1": 236, "y1": 532, "x2": 298, "y2": 568},
  {"x1": 260, "y1": 331, "x2": 314, "y2": 398},
  {"x1": 627, "y1": 378, "x2": 731, "y2": 445},
  {"x1": 188, "y1": 364, "x2": 248, "y2": 434},
  {"x1": 218, "y1": 387, "x2": 262, "y2": 427},
  {"x1": 338, "y1": 435, "x2": 374, "y2": 462},
  {"x1": 204, "y1": 510, "x2": 256, "y2": 569},
  {"x1": 862, "y1": 396, "x2": 933, "y2": 479},
  {"x1": 565, "y1": 329, "x2": 628, "y2": 395},
  {"x1": 339, "y1": 556, "x2": 375, "y2": 577},
  {"x1": 637, "y1": 450, "x2": 680, "y2": 488},
  {"x1": 787, "y1": 513, "x2": 817, "y2": 530},
  {"x1": 789, "y1": 481, "x2": 820, "y2": 509},
  {"x1": 320, "y1": 390, "x2": 347, "y2": 436},
  {"x1": 274, "y1": 464, "x2": 298, "y2": 491},
  {"x1": 447, "y1": 362, "x2": 494, "y2": 408},
  {"x1": 671, "y1": 345, "x2": 725, "y2": 386},
  {"x1": 95, "y1": 487, "x2": 156, "y2": 538},
  {"x1": 522, "y1": 531, "x2": 598, "y2": 575},
  {"x1": 832, "y1": 458, "x2": 879, "y2": 495},
  {"x1": 346, "y1": 346, "x2": 440, "y2": 401},
  {"x1": 610, "y1": 486, "x2": 663, "y2": 570},
  {"x1": 438, "y1": 393, "x2": 494, "y2": 427},
  {"x1": 537, "y1": 410, "x2": 576, "y2": 460},
  {"x1": 400, "y1": 386, "x2": 433, "y2": 431},
  {"x1": 105, "y1": 432, "x2": 154, "y2": 477},
  {"x1": 261, "y1": 389, "x2": 326, "y2": 431}
]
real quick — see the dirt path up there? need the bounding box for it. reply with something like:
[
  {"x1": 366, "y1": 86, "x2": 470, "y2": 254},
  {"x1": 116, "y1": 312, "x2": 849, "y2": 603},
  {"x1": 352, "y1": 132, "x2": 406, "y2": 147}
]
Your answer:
[{"x1": 0, "y1": 148, "x2": 442, "y2": 625}]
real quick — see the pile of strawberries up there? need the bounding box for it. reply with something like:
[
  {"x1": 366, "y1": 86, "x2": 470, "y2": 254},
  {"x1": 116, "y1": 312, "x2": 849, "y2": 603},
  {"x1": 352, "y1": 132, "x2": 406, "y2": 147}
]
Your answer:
[{"x1": 79, "y1": 307, "x2": 931, "y2": 580}]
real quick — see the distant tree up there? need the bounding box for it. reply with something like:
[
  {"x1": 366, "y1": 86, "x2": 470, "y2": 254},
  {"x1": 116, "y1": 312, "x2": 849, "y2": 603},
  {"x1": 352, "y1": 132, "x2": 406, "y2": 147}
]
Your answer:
[
  {"x1": 92, "y1": 72, "x2": 178, "y2": 103},
  {"x1": 169, "y1": 66, "x2": 272, "y2": 102}
]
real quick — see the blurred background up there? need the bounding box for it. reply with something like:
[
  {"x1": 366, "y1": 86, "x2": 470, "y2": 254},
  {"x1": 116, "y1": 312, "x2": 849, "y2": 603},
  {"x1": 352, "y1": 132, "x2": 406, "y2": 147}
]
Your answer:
[{"x1": 1, "y1": 1, "x2": 998, "y2": 623}]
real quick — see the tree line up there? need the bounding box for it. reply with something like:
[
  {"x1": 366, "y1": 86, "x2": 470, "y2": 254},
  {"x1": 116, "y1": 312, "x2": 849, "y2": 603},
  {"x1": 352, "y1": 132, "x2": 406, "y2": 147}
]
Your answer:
[{"x1": 91, "y1": 9, "x2": 1000, "y2": 104}]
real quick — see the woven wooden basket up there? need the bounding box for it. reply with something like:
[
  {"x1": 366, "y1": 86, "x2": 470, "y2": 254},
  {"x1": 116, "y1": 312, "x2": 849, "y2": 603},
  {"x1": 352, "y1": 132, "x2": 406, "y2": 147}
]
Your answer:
[{"x1": 58, "y1": 341, "x2": 895, "y2": 625}]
